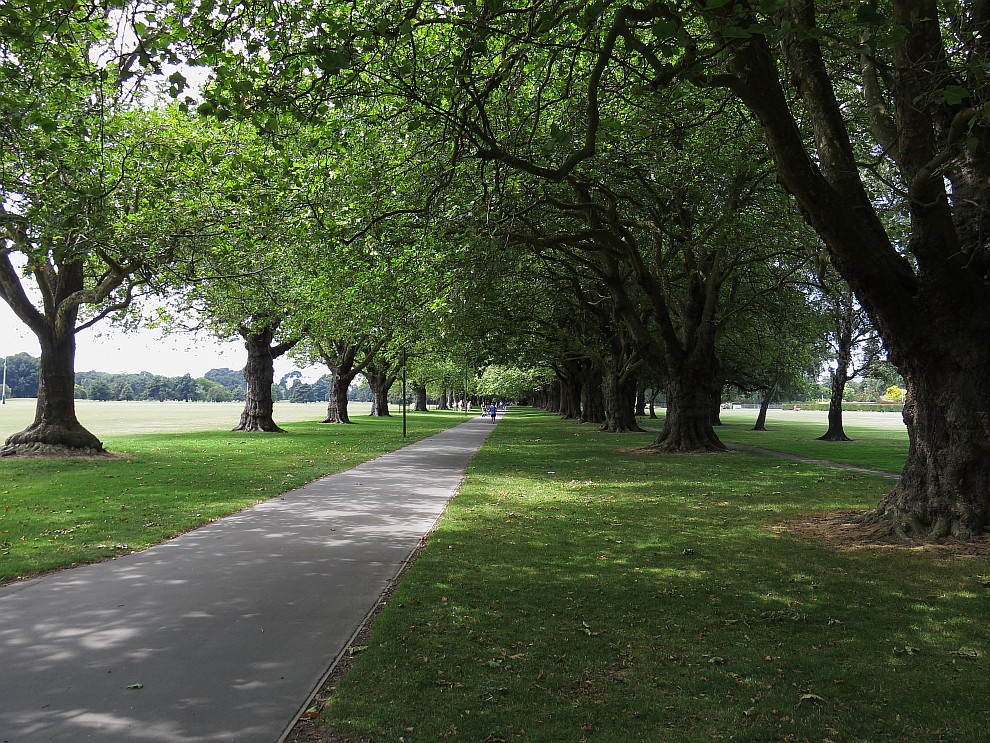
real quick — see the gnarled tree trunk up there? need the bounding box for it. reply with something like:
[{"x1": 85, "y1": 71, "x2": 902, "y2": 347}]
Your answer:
[
  {"x1": 324, "y1": 372, "x2": 353, "y2": 424},
  {"x1": 413, "y1": 384, "x2": 428, "y2": 412},
  {"x1": 3, "y1": 329, "x2": 103, "y2": 454},
  {"x1": 233, "y1": 323, "x2": 297, "y2": 433},
  {"x1": 366, "y1": 359, "x2": 397, "y2": 417},
  {"x1": 580, "y1": 361, "x2": 605, "y2": 425},
  {"x1": 866, "y1": 342, "x2": 990, "y2": 539},
  {"x1": 601, "y1": 369, "x2": 643, "y2": 433},
  {"x1": 647, "y1": 353, "x2": 726, "y2": 453}
]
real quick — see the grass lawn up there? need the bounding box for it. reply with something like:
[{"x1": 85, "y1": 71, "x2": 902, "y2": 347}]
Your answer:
[
  {"x1": 711, "y1": 408, "x2": 909, "y2": 475},
  {"x1": 315, "y1": 408, "x2": 988, "y2": 743},
  {"x1": 0, "y1": 398, "x2": 362, "y2": 438},
  {"x1": 0, "y1": 403, "x2": 466, "y2": 583}
]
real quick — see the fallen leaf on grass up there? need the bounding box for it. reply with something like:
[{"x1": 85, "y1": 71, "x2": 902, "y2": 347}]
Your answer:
[
  {"x1": 894, "y1": 645, "x2": 921, "y2": 656},
  {"x1": 798, "y1": 693, "x2": 826, "y2": 705},
  {"x1": 949, "y1": 647, "x2": 982, "y2": 658},
  {"x1": 299, "y1": 707, "x2": 320, "y2": 720}
]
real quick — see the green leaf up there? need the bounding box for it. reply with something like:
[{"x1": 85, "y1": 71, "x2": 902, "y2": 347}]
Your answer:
[
  {"x1": 721, "y1": 25, "x2": 753, "y2": 39},
  {"x1": 939, "y1": 85, "x2": 970, "y2": 105},
  {"x1": 582, "y1": 1, "x2": 606, "y2": 29}
]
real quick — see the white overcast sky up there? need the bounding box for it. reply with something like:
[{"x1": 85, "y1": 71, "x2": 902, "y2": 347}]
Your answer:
[{"x1": 1, "y1": 302, "x2": 319, "y2": 380}]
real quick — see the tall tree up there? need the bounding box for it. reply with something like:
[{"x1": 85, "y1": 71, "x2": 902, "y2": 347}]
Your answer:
[
  {"x1": 814, "y1": 277, "x2": 879, "y2": 442},
  {"x1": 667, "y1": 0, "x2": 990, "y2": 537},
  {"x1": 1, "y1": 75, "x2": 209, "y2": 453}
]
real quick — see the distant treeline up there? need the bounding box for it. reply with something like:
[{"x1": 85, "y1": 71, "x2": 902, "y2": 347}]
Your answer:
[{"x1": 2, "y1": 353, "x2": 371, "y2": 403}]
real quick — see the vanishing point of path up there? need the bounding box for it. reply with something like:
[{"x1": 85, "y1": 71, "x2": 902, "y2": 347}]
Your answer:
[{"x1": 0, "y1": 414, "x2": 500, "y2": 743}]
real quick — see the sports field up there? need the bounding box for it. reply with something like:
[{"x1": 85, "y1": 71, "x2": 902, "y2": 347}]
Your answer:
[
  {"x1": 0, "y1": 398, "x2": 371, "y2": 438},
  {"x1": 0, "y1": 399, "x2": 905, "y2": 439}
]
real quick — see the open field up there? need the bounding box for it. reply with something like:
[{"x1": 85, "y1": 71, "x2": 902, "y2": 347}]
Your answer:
[
  {"x1": 0, "y1": 398, "x2": 375, "y2": 439},
  {"x1": 308, "y1": 408, "x2": 987, "y2": 743}
]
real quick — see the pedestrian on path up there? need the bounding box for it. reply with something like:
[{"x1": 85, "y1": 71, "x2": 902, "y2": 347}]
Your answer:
[{"x1": 489, "y1": 403, "x2": 497, "y2": 423}]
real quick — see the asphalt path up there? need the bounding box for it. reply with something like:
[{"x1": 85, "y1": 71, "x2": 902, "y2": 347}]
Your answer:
[{"x1": 0, "y1": 413, "x2": 500, "y2": 742}]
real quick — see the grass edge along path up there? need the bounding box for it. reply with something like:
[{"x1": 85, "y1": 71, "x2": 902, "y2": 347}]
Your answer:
[
  {"x1": 305, "y1": 408, "x2": 988, "y2": 743},
  {"x1": 0, "y1": 411, "x2": 466, "y2": 584}
]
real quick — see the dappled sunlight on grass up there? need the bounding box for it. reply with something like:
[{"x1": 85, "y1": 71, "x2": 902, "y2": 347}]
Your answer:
[{"x1": 321, "y1": 408, "x2": 988, "y2": 743}]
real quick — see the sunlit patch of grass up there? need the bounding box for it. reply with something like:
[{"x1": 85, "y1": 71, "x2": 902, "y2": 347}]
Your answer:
[
  {"x1": 320, "y1": 408, "x2": 988, "y2": 743},
  {"x1": 0, "y1": 412, "x2": 462, "y2": 583}
]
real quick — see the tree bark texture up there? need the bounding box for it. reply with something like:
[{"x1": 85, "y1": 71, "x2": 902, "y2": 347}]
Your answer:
[
  {"x1": 319, "y1": 338, "x2": 386, "y2": 425},
  {"x1": 365, "y1": 360, "x2": 396, "y2": 417},
  {"x1": 413, "y1": 384, "x2": 428, "y2": 412},
  {"x1": 233, "y1": 324, "x2": 296, "y2": 433},
  {"x1": 648, "y1": 357, "x2": 726, "y2": 452},
  {"x1": 4, "y1": 329, "x2": 103, "y2": 454},
  {"x1": 818, "y1": 369, "x2": 852, "y2": 441},
  {"x1": 580, "y1": 362, "x2": 606, "y2": 425},
  {"x1": 324, "y1": 373, "x2": 353, "y2": 424},
  {"x1": 601, "y1": 369, "x2": 643, "y2": 433}
]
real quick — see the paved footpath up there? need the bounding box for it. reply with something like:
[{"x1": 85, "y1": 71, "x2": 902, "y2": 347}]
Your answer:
[{"x1": 0, "y1": 414, "x2": 500, "y2": 743}]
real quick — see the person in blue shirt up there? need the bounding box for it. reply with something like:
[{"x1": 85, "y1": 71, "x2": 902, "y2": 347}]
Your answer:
[{"x1": 489, "y1": 403, "x2": 497, "y2": 423}]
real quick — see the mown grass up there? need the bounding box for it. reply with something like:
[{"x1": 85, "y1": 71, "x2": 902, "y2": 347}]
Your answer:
[
  {"x1": 0, "y1": 410, "x2": 463, "y2": 583},
  {"x1": 712, "y1": 409, "x2": 908, "y2": 475},
  {"x1": 0, "y1": 398, "x2": 356, "y2": 438},
  {"x1": 320, "y1": 408, "x2": 988, "y2": 743}
]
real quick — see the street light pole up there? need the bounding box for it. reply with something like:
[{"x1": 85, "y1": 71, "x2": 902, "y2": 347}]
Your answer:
[
  {"x1": 2, "y1": 356, "x2": 6, "y2": 404},
  {"x1": 401, "y1": 347, "x2": 407, "y2": 439}
]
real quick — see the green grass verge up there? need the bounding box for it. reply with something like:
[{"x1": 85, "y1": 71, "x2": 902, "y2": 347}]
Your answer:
[
  {"x1": 0, "y1": 410, "x2": 464, "y2": 583},
  {"x1": 320, "y1": 408, "x2": 988, "y2": 743}
]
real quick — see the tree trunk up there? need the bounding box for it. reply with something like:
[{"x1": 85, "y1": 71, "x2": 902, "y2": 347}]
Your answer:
[
  {"x1": 580, "y1": 363, "x2": 605, "y2": 424},
  {"x1": 648, "y1": 390, "x2": 659, "y2": 419},
  {"x1": 324, "y1": 373, "x2": 353, "y2": 424},
  {"x1": 545, "y1": 380, "x2": 561, "y2": 413},
  {"x1": 233, "y1": 325, "x2": 296, "y2": 433},
  {"x1": 3, "y1": 330, "x2": 103, "y2": 454},
  {"x1": 437, "y1": 390, "x2": 450, "y2": 410},
  {"x1": 634, "y1": 384, "x2": 647, "y2": 417},
  {"x1": 818, "y1": 368, "x2": 852, "y2": 441},
  {"x1": 367, "y1": 371, "x2": 394, "y2": 417},
  {"x1": 413, "y1": 384, "x2": 428, "y2": 412},
  {"x1": 601, "y1": 370, "x2": 644, "y2": 433},
  {"x1": 647, "y1": 359, "x2": 725, "y2": 452},
  {"x1": 752, "y1": 390, "x2": 772, "y2": 432},
  {"x1": 559, "y1": 363, "x2": 583, "y2": 420},
  {"x1": 710, "y1": 395, "x2": 723, "y2": 427},
  {"x1": 865, "y1": 349, "x2": 990, "y2": 539}
]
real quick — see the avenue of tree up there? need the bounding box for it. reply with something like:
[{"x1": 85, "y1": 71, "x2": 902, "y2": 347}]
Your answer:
[{"x1": 1, "y1": 1, "x2": 986, "y2": 541}]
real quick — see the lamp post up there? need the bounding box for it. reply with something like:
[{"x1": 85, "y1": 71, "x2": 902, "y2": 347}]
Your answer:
[
  {"x1": 2, "y1": 356, "x2": 6, "y2": 404},
  {"x1": 401, "y1": 347, "x2": 407, "y2": 439}
]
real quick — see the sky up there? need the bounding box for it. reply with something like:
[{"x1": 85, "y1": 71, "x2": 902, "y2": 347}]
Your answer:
[{"x1": 1, "y1": 302, "x2": 320, "y2": 380}]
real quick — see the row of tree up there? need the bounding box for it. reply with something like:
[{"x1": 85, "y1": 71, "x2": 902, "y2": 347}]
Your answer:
[{"x1": 1, "y1": 1, "x2": 987, "y2": 540}]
